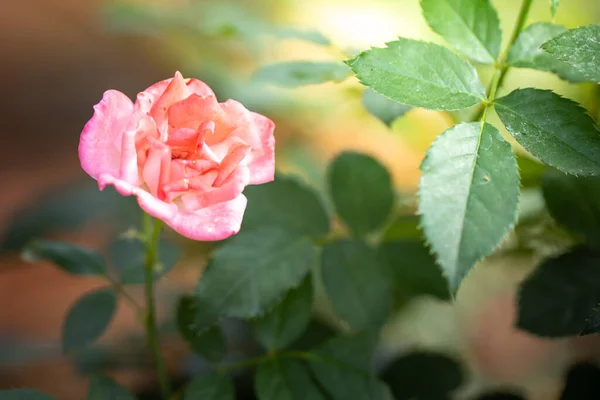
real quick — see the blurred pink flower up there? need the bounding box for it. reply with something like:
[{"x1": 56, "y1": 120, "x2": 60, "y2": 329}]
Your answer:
[{"x1": 79, "y1": 72, "x2": 275, "y2": 241}]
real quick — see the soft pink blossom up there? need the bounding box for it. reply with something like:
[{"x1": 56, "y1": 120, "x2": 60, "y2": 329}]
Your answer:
[{"x1": 79, "y1": 72, "x2": 275, "y2": 241}]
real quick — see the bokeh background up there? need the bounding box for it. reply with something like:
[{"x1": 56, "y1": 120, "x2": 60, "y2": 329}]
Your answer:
[{"x1": 1, "y1": 0, "x2": 600, "y2": 399}]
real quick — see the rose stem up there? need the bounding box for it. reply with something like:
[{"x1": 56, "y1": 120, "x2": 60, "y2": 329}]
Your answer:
[{"x1": 143, "y1": 213, "x2": 172, "y2": 399}]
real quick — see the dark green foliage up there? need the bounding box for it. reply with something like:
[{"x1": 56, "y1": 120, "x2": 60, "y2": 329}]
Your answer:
[
  {"x1": 517, "y1": 247, "x2": 600, "y2": 336},
  {"x1": 380, "y1": 351, "x2": 463, "y2": 400},
  {"x1": 62, "y1": 288, "x2": 117, "y2": 352},
  {"x1": 328, "y1": 152, "x2": 394, "y2": 236}
]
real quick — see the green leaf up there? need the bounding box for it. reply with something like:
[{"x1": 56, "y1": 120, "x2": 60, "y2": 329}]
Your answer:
[
  {"x1": 255, "y1": 359, "x2": 327, "y2": 400},
  {"x1": 421, "y1": 0, "x2": 501, "y2": 64},
  {"x1": 517, "y1": 247, "x2": 600, "y2": 337},
  {"x1": 289, "y1": 319, "x2": 337, "y2": 351},
  {"x1": 243, "y1": 176, "x2": 330, "y2": 237},
  {"x1": 495, "y1": 88, "x2": 600, "y2": 176},
  {"x1": 184, "y1": 372, "x2": 235, "y2": 400},
  {"x1": 195, "y1": 228, "x2": 315, "y2": 318},
  {"x1": 22, "y1": 240, "x2": 105, "y2": 276},
  {"x1": 327, "y1": 152, "x2": 394, "y2": 236},
  {"x1": 419, "y1": 122, "x2": 520, "y2": 294},
  {"x1": 378, "y1": 240, "x2": 451, "y2": 305},
  {"x1": 62, "y1": 288, "x2": 117, "y2": 352},
  {"x1": 346, "y1": 38, "x2": 486, "y2": 110},
  {"x1": 507, "y1": 23, "x2": 588, "y2": 82},
  {"x1": 176, "y1": 295, "x2": 226, "y2": 363},
  {"x1": 109, "y1": 238, "x2": 180, "y2": 284},
  {"x1": 312, "y1": 334, "x2": 375, "y2": 370},
  {"x1": 87, "y1": 375, "x2": 136, "y2": 400},
  {"x1": 475, "y1": 392, "x2": 525, "y2": 400},
  {"x1": 253, "y1": 276, "x2": 313, "y2": 350},
  {"x1": 0, "y1": 390, "x2": 56, "y2": 400},
  {"x1": 321, "y1": 240, "x2": 392, "y2": 331},
  {"x1": 253, "y1": 61, "x2": 350, "y2": 88},
  {"x1": 362, "y1": 88, "x2": 411, "y2": 126},
  {"x1": 0, "y1": 181, "x2": 124, "y2": 252},
  {"x1": 382, "y1": 215, "x2": 422, "y2": 241},
  {"x1": 308, "y1": 335, "x2": 390, "y2": 400},
  {"x1": 551, "y1": 0, "x2": 560, "y2": 16},
  {"x1": 381, "y1": 352, "x2": 463, "y2": 400},
  {"x1": 517, "y1": 154, "x2": 546, "y2": 188},
  {"x1": 542, "y1": 169, "x2": 600, "y2": 247},
  {"x1": 581, "y1": 305, "x2": 600, "y2": 335},
  {"x1": 542, "y1": 24, "x2": 600, "y2": 82}
]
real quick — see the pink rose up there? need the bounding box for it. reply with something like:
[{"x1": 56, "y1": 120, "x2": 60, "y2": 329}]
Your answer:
[{"x1": 79, "y1": 72, "x2": 275, "y2": 241}]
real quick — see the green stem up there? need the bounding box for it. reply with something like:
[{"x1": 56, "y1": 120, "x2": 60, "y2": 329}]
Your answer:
[
  {"x1": 143, "y1": 214, "x2": 171, "y2": 399},
  {"x1": 279, "y1": 350, "x2": 318, "y2": 361},
  {"x1": 217, "y1": 355, "x2": 270, "y2": 374},
  {"x1": 473, "y1": 0, "x2": 533, "y2": 121},
  {"x1": 215, "y1": 350, "x2": 317, "y2": 374}
]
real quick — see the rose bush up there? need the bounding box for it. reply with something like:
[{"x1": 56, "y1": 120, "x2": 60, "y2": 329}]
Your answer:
[{"x1": 79, "y1": 72, "x2": 275, "y2": 241}]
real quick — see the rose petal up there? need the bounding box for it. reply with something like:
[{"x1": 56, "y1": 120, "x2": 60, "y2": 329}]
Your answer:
[
  {"x1": 181, "y1": 166, "x2": 249, "y2": 211},
  {"x1": 184, "y1": 78, "x2": 216, "y2": 98},
  {"x1": 166, "y1": 127, "x2": 201, "y2": 157},
  {"x1": 150, "y1": 72, "x2": 189, "y2": 136},
  {"x1": 143, "y1": 138, "x2": 171, "y2": 198},
  {"x1": 167, "y1": 94, "x2": 220, "y2": 136},
  {"x1": 247, "y1": 112, "x2": 276, "y2": 185},
  {"x1": 136, "y1": 74, "x2": 214, "y2": 117},
  {"x1": 212, "y1": 139, "x2": 251, "y2": 187},
  {"x1": 220, "y1": 100, "x2": 261, "y2": 148},
  {"x1": 79, "y1": 90, "x2": 134, "y2": 180},
  {"x1": 219, "y1": 100, "x2": 276, "y2": 185},
  {"x1": 163, "y1": 169, "x2": 219, "y2": 201},
  {"x1": 135, "y1": 78, "x2": 172, "y2": 114},
  {"x1": 119, "y1": 128, "x2": 139, "y2": 185},
  {"x1": 141, "y1": 78, "x2": 172, "y2": 102},
  {"x1": 171, "y1": 194, "x2": 247, "y2": 241},
  {"x1": 133, "y1": 115, "x2": 161, "y2": 166},
  {"x1": 99, "y1": 174, "x2": 246, "y2": 241},
  {"x1": 99, "y1": 174, "x2": 177, "y2": 222}
]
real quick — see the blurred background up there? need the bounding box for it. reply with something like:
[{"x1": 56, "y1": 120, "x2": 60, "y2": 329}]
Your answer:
[{"x1": 1, "y1": 0, "x2": 600, "y2": 399}]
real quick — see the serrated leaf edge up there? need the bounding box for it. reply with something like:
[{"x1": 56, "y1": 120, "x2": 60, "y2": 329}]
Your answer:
[
  {"x1": 417, "y1": 123, "x2": 521, "y2": 296},
  {"x1": 345, "y1": 38, "x2": 486, "y2": 111},
  {"x1": 419, "y1": 0, "x2": 501, "y2": 64},
  {"x1": 494, "y1": 88, "x2": 600, "y2": 176}
]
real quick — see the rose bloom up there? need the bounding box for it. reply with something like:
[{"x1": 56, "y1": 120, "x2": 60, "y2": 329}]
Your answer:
[{"x1": 79, "y1": 72, "x2": 275, "y2": 241}]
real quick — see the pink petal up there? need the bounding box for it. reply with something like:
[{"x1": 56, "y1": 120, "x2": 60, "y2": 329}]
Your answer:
[
  {"x1": 167, "y1": 94, "x2": 219, "y2": 135},
  {"x1": 247, "y1": 112, "x2": 276, "y2": 185},
  {"x1": 213, "y1": 139, "x2": 251, "y2": 187},
  {"x1": 133, "y1": 115, "x2": 161, "y2": 166},
  {"x1": 181, "y1": 166, "x2": 249, "y2": 210},
  {"x1": 142, "y1": 138, "x2": 172, "y2": 198},
  {"x1": 163, "y1": 169, "x2": 219, "y2": 200},
  {"x1": 166, "y1": 128, "x2": 202, "y2": 156},
  {"x1": 219, "y1": 100, "x2": 261, "y2": 148},
  {"x1": 171, "y1": 194, "x2": 247, "y2": 241},
  {"x1": 137, "y1": 74, "x2": 214, "y2": 118},
  {"x1": 135, "y1": 70, "x2": 208, "y2": 110},
  {"x1": 99, "y1": 174, "x2": 247, "y2": 241},
  {"x1": 98, "y1": 174, "x2": 178, "y2": 222},
  {"x1": 150, "y1": 72, "x2": 189, "y2": 135},
  {"x1": 219, "y1": 100, "x2": 276, "y2": 185},
  {"x1": 119, "y1": 128, "x2": 139, "y2": 186},
  {"x1": 135, "y1": 78, "x2": 172, "y2": 114},
  {"x1": 142, "y1": 78, "x2": 173, "y2": 101},
  {"x1": 79, "y1": 90, "x2": 134, "y2": 180},
  {"x1": 184, "y1": 78, "x2": 216, "y2": 98}
]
